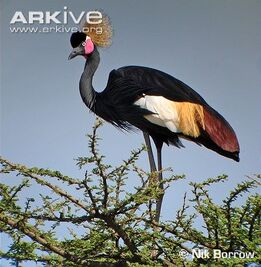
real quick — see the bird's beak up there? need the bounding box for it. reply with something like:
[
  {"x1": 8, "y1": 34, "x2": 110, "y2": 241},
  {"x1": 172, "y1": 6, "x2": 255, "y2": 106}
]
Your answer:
[{"x1": 68, "y1": 46, "x2": 82, "y2": 60}]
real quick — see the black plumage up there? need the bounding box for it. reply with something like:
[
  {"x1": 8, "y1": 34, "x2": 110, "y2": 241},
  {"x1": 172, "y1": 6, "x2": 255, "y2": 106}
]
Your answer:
[{"x1": 92, "y1": 65, "x2": 239, "y2": 160}]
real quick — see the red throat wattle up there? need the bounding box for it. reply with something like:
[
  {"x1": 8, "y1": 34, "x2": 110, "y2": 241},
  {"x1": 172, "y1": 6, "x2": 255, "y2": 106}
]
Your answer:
[{"x1": 84, "y1": 38, "x2": 94, "y2": 56}]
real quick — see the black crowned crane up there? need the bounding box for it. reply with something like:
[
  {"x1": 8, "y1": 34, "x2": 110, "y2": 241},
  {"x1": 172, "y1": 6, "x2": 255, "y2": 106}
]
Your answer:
[{"x1": 68, "y1": 13, "x2": 240, "y2": 221}]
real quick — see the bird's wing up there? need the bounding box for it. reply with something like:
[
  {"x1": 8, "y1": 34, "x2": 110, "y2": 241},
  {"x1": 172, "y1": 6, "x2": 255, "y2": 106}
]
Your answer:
[{"x1": 115, "y1": 66, "x2": 239, "y2": 154}]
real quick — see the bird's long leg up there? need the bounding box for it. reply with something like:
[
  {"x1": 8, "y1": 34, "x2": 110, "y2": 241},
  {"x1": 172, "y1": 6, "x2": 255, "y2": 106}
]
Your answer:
[
  {"x1": 143, "y1": 132, "x2": 156, "y2": 173},
  {"x1": 155, "y1": 142, "x2": 163, "y2": 223},
  {"x1": 143, "y1": 131, "x2": 158, "y2": 226},
  {"x1": 143, "y1": 133, "x2": 164, "y2": 223}
]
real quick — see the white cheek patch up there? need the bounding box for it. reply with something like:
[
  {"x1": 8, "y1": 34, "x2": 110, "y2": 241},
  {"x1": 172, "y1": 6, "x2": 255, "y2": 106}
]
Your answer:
[{"x1": 134, "y1": 95, "x2": 181, "y2": 133}]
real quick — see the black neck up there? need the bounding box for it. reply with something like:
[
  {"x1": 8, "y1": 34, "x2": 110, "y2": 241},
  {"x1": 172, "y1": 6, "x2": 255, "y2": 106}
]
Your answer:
[{"x1": 79, "y1": 46, "x2": 100, "y2": 110}]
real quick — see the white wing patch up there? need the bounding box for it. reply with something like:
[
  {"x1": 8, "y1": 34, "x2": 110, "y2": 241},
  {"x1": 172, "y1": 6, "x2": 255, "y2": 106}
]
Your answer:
[{"x1": 134, "y1": 95, "x2": 181, "y2": 133}]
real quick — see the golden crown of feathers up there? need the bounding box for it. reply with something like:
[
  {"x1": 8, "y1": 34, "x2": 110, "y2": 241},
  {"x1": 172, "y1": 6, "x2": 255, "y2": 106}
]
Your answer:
[{"x1": 80, "y1": 11, "x2": 113, "y2": 47}]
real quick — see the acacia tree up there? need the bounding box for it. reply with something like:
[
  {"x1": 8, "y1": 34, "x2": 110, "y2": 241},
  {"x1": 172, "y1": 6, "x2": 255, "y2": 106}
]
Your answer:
[{"x1": 0, "y1": 120, "x2": 260, "y2": 267}]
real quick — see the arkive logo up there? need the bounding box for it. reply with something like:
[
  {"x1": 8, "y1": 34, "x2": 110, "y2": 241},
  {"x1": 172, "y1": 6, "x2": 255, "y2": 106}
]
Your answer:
[
  {"x1": 10, "y1": 7, "x2": 102, "y2": 25},
  {"x1": 9, "y1": 8, "x2": 103, "y2": 34}
]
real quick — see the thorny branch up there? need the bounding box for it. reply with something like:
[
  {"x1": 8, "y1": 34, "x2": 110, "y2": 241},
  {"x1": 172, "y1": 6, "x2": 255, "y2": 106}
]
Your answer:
[{"x1": 0, "y1": 121, "x2": 260, "y2": 267}]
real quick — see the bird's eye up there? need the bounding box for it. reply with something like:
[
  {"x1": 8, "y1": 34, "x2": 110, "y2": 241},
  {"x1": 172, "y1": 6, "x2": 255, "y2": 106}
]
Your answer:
[{"x1": 82, "y1": 41, "x2": 86, "y2": 47}]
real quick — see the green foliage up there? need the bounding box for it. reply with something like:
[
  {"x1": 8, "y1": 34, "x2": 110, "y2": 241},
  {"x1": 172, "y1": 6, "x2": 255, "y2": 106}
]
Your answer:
[{"x1": 0, "y1": 120, "x2": 260, "y2": 267}]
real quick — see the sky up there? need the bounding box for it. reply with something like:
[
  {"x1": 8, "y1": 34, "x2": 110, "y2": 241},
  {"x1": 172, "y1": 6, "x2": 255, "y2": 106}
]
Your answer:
[{"x1": 1, "y1": 0, "x2": 260, "y2": 266}]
